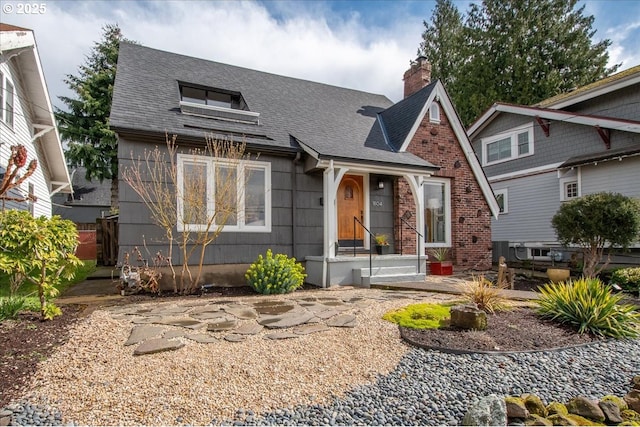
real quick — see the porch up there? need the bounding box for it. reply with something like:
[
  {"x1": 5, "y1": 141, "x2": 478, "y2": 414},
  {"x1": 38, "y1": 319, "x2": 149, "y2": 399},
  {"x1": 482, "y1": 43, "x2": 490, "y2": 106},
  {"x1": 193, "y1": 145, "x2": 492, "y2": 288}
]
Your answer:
[{"x1": 305, "y1": 253, "x2": 426, "y2": 287}]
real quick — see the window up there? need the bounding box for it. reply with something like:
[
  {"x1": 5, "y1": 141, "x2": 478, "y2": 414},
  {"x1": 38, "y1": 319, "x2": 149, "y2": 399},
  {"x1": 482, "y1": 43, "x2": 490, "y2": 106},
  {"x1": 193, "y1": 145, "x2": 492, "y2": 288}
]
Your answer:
[
  {"x1": 180, "y1": 84, "x2": 247, "y2": 110},
  {"x1": 559, "y1": 178, "x2": 579, "y2": 201},
  {"x1": 481, "y1": 124, "x2": 534, "y2": 166},
  {"x1": 424, "y1": 179, "x2": 451, "y2": 245},
  {"x1": 177, "y1": 154, "x2": 271, "y2": 232},
  {"x1": 429, "y1": 102, "x2": 440, "y2": 123},
  {"x1": 494, "y1": 189, "x2": 508, "y2": 214},
  {"x1": 1, "y1": 73, "x2": 14, "y2": 128}
]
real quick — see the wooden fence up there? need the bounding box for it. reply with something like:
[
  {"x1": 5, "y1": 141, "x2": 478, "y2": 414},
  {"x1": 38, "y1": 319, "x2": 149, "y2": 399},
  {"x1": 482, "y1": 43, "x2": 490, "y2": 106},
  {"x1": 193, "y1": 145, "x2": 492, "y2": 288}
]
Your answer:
[{"x1": 96, "y1": 217, "x2": 118, "y2": 266}]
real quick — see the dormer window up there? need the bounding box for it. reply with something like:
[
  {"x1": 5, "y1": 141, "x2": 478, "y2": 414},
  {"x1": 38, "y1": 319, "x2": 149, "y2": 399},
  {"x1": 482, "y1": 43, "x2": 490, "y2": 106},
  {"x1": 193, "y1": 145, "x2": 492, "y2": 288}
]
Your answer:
[{"x1": 179, "y1": 83, "x2": 260, "y2": 125}]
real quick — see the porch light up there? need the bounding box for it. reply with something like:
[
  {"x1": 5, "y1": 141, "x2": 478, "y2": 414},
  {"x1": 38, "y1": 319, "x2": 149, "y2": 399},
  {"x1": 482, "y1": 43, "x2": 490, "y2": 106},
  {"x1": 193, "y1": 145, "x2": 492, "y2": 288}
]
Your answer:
[{"x1": 378, "y1": 179, "x2": 384, "y2": 189}]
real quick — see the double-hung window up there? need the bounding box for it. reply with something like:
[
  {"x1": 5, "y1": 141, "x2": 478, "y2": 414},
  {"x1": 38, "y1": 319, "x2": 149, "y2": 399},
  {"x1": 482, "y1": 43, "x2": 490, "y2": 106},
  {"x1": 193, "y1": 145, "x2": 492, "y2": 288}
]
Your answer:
[
  {"x1": 177, "y1": 153, "x2": 271, "y2": 232},
  {"x1": 424, "y1": 178, "x2": 451, "y2": 246},
  {"x1": 482, "y1": 123, "x2": 533, "y2": 166}
]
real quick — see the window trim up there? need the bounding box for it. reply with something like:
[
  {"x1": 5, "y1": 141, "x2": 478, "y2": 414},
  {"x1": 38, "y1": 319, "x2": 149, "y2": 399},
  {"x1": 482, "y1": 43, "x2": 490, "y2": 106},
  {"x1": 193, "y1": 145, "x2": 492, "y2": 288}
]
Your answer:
[
  {"x1": 429, "y1": 102, "x2": 440, "y2": 123},
  {"x1": 494, "y1": 188, "x2": 508, "y2": 214},
  {"x1": 481, "y1": 123, "x2": 534, "y2": 166},
  {"x1": 423, "y1": 177, "x2": 451, "y2": 247},
  {"x1": 559, "y1": 177, "x2": 579, "y2": 201},
  {"x1": 176, "y1": 153, "x2": 271, "y2": 233}
]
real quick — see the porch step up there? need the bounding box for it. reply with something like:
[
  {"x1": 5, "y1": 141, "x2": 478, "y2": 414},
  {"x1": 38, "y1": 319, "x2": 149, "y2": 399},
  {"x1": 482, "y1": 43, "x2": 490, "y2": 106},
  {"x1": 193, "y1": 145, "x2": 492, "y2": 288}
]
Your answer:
[{"x1": 354, "y1": 266, "x2": 426, "y2": 288}]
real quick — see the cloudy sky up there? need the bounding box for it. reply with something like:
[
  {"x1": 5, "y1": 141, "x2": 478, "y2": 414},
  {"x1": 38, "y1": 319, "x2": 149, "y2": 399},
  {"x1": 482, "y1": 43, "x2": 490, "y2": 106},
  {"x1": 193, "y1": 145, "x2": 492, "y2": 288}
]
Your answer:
[{"x1": 3, "y1": 0, "x2": 639, "y2": 109}]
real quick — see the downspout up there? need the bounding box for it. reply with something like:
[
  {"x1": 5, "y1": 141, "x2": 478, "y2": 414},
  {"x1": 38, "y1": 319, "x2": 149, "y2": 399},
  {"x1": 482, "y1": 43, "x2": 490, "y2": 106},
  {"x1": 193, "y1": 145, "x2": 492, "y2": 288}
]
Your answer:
[{"x1": 292, "y1": 152, "x2": 301, "y2": 258}]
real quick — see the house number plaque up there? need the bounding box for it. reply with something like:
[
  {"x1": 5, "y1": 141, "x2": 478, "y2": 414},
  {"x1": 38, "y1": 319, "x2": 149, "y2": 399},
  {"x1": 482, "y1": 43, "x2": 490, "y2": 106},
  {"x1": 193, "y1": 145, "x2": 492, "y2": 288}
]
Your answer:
[{"x1": 372, "y1": 201, "x2": 383, "y2": 207}]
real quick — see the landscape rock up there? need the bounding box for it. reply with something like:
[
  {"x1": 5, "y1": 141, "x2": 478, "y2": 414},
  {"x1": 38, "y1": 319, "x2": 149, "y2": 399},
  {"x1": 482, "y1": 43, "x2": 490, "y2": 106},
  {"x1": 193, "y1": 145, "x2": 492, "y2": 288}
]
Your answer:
[
  {"x1": 632, "y1": 376, "x2": 640, "y2": 391},
  {"x1": 133, "y1": 338, "x2": 185, "y2": 355},
  {"x1": 223, "y1": 304, "x2": 258, "y2": 319},
  {"x1": 625, "y1": 390, "x2": 640, "y2": 413},
  {"x1": 599, "y1": 400, "x2": 622, "y2": 424},
  {"x1": 524, "y1": 414, "x2": 552, "y2": 426},
  {"x1": 124, "y1": 325, "x2": 165, "y2": 346},
  {"x1": 566, "y1": 397, "x2": 605, "y2": 423},
  {"x1": 224, "y1": 334, "x2": 246, "y2": 342},
  {"x1": 0, "y1": 416, "x2": 9, "y2": 426},
  {"x1": 293, "y1": 324, "x2": 330, "y2": 335},
  {"x1": 163, "y1": 330, "x2": 188, "y2": 339},
  {"x1": 601, "y1": 395, "x2": 628, "y2": 411},
  {"x1": 546, "y1": 414, "x2": 575, "y2": 426},
  {"x1": 233, "y1": 322, "x2": 264, "y2": 335},
  {"x1": 505, "y1": 397, "x2": 529, "y2": 419},
  {"x1": 621, "y1": 409, "x2": 640, "y2": 422},
  {"x1": 546, "y1": 402, "x2": 568, "y2": 416},
  {"x1": 264, "y1": 332, "x2": 299, "y2": 340},
  {"x1": 523, "y1": 394, "x2": 548, "y2": 417},
  {"x1": 186, "y1": 334, "x2": 218, "y2": 343},
  {"x1": 206, "y1": 318, "x2": 238, "y2": 332},
  {"x1": 564, "y1": 414, "x2": 600, "y2": 426},
  {"x1": 462, "y1": 394, "x2": 507, "y2": 426},
  {"x1": 450, "y1": 304, "x2": 487, "y2": 330},
  {"x1": 326, "y1": 314, "x2": 357, "y2": 328},
  {"x1": 258, "y1": 312, "x2": 316, "y2": 329}
]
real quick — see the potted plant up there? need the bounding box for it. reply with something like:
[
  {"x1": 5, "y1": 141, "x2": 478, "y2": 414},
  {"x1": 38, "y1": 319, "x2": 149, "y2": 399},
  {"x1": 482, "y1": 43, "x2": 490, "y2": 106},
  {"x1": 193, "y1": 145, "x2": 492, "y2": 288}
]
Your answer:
[
  {"x1": 428, "y1": 247, "x2": 453, "y2": 275},
  {"x1": 374, "y1": 234, "x2": 390, "y2": 255}
]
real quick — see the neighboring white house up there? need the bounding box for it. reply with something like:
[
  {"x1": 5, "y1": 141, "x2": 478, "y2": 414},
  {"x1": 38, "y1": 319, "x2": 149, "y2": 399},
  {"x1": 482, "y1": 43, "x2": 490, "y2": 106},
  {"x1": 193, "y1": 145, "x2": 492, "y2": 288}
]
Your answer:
[
  {"x1": 0, "y1": 23, "x2": 72, "y2": 216},
  {"x1": 468, "y1": 66, "x2": 640, "y2": 263}
]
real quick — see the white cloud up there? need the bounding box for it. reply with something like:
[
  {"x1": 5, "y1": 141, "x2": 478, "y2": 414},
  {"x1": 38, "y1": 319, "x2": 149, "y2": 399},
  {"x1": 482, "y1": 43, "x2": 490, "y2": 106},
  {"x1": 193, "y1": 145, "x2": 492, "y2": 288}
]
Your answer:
[{"x1": 605, "y1": 20, "x2": 640, "y2": 70}]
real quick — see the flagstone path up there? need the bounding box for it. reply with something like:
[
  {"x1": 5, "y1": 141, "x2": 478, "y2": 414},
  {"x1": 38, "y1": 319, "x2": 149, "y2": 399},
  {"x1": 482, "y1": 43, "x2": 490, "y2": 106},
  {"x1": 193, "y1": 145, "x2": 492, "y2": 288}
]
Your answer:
[{"x1": 107, "y1": 289, "x2": 453, "y2": 355}]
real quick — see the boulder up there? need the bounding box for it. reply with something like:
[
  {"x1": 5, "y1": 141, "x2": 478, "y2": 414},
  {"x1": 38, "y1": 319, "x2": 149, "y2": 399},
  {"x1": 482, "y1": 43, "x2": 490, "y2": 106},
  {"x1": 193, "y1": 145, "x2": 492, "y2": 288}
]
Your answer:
[
  {"x1": 625, "y1": 390, "x2": 640, "y2": 413},
  {"x1": 462, "y1": 394, "x2": 507, "y2": 426},
  {"x1": 566, "y1": 396, "x2": 605, "y2": 423},
  {"x1": 564, "y1": 414, "x2": 600, "y2": 426},
  {"x1": 601, "y1": 395, "x2": 628, "y2": 411},
  {"x1": 621, "y1": 409, "x2": 640, "y2": 422},
  {"x1": 450, "y1": 304, "x2": 487, "y2": 330},
  {"x1": 523, "y1": 394, "x2": 548, "y2": 417},
  {"x1": 598, "y1": 400, "x2": 622, "y2": 424},
  {"x1": 632, "y1": 376, "x2": 640, "y2": 391},
  {"x1": 524, "y1": 414, "x2": 552, "y2": 426},
  {"x1": 546, "y1": 414, "x2": 574, "y2": 426},
  {"x1": 505, "y1": 397, "x2": 530, "y2": 419},
  {"x1": 546, "y1": 402, "x2": 568, "y2": 416}
]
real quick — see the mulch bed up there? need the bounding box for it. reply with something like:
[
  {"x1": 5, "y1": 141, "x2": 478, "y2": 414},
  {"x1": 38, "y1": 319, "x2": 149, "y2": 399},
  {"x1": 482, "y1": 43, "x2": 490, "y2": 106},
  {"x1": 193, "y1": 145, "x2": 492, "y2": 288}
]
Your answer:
[{"x1": 400, "y1": 307, "x2": 603, "y2": 353}]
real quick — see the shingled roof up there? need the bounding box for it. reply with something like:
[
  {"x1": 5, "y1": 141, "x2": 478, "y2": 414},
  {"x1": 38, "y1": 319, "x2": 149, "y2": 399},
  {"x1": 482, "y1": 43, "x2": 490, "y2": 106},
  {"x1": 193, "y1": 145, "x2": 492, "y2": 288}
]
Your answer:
[{"x1": 110, "y1": 43, "x2": 437, "y2": 170}]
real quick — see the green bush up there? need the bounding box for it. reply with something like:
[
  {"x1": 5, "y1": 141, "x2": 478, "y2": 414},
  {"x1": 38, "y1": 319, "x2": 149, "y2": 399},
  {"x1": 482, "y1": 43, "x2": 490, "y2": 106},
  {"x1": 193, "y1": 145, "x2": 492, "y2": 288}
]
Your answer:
[
  {"x1": 0, "y1": 296, "x2": 26, "y2": 320},
  {"x1": 382, "y1": 303, "x2": 452, "y2": 329},
  {"x1": 245, "y1": 249, "x2": 306, "y2": 295},
  {"x1": 611, "y1": 267, "x2": 640, "y2": 293},
  {"x1": 536, "y1": 277, "x2": 640, "y2": 338}
]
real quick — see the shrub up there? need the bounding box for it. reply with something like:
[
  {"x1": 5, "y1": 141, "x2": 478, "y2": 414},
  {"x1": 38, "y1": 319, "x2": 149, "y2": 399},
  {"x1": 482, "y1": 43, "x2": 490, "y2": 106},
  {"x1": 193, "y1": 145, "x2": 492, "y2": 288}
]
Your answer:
[
  {"x1": 462, "y1": 275, "x2": 508, "y2": 314},
  {"x1": 382, "y1": 303, "x2": 452, "y2": 329},
  {"x1": 0, "y1": 296, "x2": 26, "y2": 320},
  {"x1": 611, "y1": 267, "x2": 640, "y2": 293},
  {"x1": 536, "y1": 277, "x2": 640, "y2": 338},
  {"x1": 246, "y1": 249, "x2": 306, "y2": 295}
]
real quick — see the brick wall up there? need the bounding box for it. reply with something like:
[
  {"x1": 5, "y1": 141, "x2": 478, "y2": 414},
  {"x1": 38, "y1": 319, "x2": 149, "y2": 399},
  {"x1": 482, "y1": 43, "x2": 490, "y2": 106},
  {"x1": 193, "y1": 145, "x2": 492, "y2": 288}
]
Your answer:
[{"x1": 394, "y1": 102, "x2": 493, "y2": 270}]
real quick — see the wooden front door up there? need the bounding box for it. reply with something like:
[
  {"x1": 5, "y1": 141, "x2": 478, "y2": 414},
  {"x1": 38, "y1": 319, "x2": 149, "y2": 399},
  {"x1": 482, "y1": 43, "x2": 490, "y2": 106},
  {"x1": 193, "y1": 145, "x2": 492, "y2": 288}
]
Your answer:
[{"x1": 337, "y1": 175, "x2": 364, "y2": 246}]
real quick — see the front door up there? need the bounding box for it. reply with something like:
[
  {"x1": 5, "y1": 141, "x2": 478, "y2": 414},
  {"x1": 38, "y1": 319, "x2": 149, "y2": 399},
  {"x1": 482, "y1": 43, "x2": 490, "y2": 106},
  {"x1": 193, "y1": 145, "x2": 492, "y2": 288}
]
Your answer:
[{"x1": 337, "y1": 175, "x2": 364, "y2": 247}]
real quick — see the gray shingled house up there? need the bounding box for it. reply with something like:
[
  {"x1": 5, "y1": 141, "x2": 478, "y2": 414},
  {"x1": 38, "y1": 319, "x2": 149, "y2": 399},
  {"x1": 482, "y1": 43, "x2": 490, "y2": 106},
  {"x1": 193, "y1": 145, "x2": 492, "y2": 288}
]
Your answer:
[{"x1": 110, "y1": 44, "x2": 498, "y2": 288}]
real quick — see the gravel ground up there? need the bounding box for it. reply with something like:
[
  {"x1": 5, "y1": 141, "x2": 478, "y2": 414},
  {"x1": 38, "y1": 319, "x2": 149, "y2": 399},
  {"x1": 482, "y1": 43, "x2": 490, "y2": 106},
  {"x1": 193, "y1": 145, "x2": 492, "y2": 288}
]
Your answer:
[{"x1": 4, "y1": 287, "x2": 639, "y2": 426}]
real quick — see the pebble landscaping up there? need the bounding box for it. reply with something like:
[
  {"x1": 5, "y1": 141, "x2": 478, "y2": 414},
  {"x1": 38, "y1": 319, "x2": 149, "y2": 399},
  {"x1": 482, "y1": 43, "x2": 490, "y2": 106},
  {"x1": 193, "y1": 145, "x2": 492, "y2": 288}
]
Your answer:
[{"x1": 1, "y1": 287, "x2": 638, "y2": 426}]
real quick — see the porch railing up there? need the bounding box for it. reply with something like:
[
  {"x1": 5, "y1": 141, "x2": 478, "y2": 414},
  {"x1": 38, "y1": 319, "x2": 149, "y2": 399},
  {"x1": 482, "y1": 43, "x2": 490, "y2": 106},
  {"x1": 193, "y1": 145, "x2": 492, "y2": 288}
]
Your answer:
[
  {"x1": 399, "y1": 214, "x2": 424, "y2": 273},
  {"x1": 353, "y1": 216, "x2": 375, "y2": 275}
]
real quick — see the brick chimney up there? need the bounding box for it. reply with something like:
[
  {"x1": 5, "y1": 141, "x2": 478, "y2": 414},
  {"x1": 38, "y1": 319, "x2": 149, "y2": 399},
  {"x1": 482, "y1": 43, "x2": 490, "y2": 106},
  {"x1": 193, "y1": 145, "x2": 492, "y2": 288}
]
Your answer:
[{"x1": 403, "y1": 56, "x2": 431, "y2": 98}]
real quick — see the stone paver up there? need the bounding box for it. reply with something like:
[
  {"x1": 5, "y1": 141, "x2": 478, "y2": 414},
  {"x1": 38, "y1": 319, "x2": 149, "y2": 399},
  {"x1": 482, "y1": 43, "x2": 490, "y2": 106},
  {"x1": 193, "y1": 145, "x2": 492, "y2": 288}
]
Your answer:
[
  {"x1": 234, "y1": 322, "x2": 264, "y2": 335},
  {"x1": 223, "y1": 304, "x2": 259, "y2": 319},
  {"x1": 125, "y1": 325, "x2": 165, "y2": 346},
  {"x1": 207, "y1": 318, "x2": 238, "y2": 332},
  {"x1": 264, "y1": 332, "x2": 299, "y2": 340},
  {"x1": 224, "y1": 334, "x2": 246, "y2": 342},
  {"x1": 163, "y1": 330, "x2": 188, "y2": 339},
  {"x1": 133, "y1": 338, "x2": 185, "y2": 355},
  {"x1": 258, "y1": 312, "x2": 316, "y2": 329},
  {"x1": 326, "y1": 314, "x2": 357, "y2": 328},
  {"x1": 294, "y1": 324, "x2": 330, "y2": 335},
  {"x1": 187, "y1": 333, "x2": 218, "y2": 343},
  {"x1": 158, "y1": 317, "x2": 205, "y2": 329}
]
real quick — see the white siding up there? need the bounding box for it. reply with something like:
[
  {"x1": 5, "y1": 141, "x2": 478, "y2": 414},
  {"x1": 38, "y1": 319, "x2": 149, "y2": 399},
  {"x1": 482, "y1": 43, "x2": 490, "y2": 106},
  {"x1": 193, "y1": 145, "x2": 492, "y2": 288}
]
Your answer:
[{"x1": 0, "y1": 58, "x2": 53, "y2": 217}]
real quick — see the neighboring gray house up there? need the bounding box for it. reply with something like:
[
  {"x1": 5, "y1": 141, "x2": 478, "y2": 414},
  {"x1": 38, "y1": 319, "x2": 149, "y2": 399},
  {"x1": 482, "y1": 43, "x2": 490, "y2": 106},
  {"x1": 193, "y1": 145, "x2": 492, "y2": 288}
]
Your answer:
[
  {"x1": 468, "y1": 65, "x2": 640, "y2": 264},
  {"x1": 110, "y1": 45, "x2": 498, "y2": 287},
  {"x1": 52, "y1": 166, "x2": 112, "y2": 226}
]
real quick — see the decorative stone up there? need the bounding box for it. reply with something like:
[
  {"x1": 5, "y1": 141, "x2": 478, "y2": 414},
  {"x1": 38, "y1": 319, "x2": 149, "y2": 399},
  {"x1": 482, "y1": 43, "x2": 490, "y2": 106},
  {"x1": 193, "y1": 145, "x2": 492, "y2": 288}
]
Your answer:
[
  {"x1": 163, "y1": 330, "x2": 188, "y2": 339},
  {"x1": 546, "y1": 414, "x2": 574, "y2": 426},
  {"x1": 632, "y1": 375, "x2": 640, "y2": 390},
  {"x1": 450, "y1": 303, "x2": 487, "y2": 330},
  {"x1": 159, "y1": 317, "x2": 205, "y2": 329},
  {"x1": 258, "y1": 312, "x2": 316, "y2": 329},
  {"x1": 294, "y1": 324, "x2": 330, "y2": 335},
  {"x1": 252, "y1": 301, "x2": 295, "y2": 315},
  {"x1": 599, "y1": 400, "x2": 622, "y2": 424},
  {"x1": 524, "y1": 414, "x2": 552, "y2": 426},
  {"x1": 223, "y1": 304, "x2": 258, "y2": 319},
  {"x1": 565, "y1": 414, "x2": 599, "y2": 425},
  {"x1": 621, "y1": 409, "x2": 640, "y2": 422},
  {"x1": 133, "y1": 338, "x2": 185, "y2": 355},
  {"x1": 233, "y1": 322, "x2": 264, "y2": 335},
  {"x1": 601, "y1": 395, "x2": 628, "y2": 411},
  {"x1": 326, "y1": 314, "x2": 357, "y2": 328},
  {"x1": 546, "y1": 402, "x2": 568, "y2": 416},
  {"x1": 0, "y1": 416, "x2": 10, "y2": 426},
  {"x1": 124, "y1": 325, "x2": 165, "y2": 346},
  {"x1": 462, "y1": 394, "x2": 507, "y2": 426},
  {"x1": 224, "y1": 334, "x2": 246, "y2": 342},
  {"x1": 264, "y1": 332, "x2": 299, "y2": 340},
  {"x1": 207, "y1": 318, "x2": 238, "y2": 332},
  {"x1": 566, "y1": 396, "x2": 605, "y2": 423},
  {"x1": 190, "y1": 311, "x2": 229, "y2": 320},
  {"x1": 625, "y1": 390, "x2": 640, "y2": 413},
  {"x1": 523, "y1": 394, "x2": 548, "y2": 417},
  {"x1": 186, "y1": 334, "x2": 218, "y2": 343},
  {"x1": 505, "y1": 397, "x2": 529, "y2": 419}
]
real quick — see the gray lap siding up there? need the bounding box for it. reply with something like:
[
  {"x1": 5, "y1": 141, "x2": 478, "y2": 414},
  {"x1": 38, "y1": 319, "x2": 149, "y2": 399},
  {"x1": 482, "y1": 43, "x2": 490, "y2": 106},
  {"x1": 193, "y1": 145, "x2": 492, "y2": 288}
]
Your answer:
[{"x1": 117, "y1": 136, "x2": 324, "y2": 266}]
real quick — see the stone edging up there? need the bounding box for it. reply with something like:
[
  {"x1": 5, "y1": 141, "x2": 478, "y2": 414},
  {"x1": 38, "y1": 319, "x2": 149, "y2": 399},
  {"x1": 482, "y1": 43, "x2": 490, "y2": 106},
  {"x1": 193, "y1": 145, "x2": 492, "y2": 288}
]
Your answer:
[{"x1": 398, "y1": 326, "x2": 612, "y2": 355}]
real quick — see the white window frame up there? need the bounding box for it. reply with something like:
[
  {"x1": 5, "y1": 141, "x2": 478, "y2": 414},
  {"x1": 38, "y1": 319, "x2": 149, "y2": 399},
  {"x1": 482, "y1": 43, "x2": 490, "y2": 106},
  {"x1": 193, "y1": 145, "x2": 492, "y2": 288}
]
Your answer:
[
  {"x1": 176, "y1": 153, "x2": 271, "y2": 233},
  {"x1": 0, "y1": 71, "x2": 4, "y2": 124},
  {"x1": 559, "y1": 177, "x2": 580, "y2": 201},
  {"x1": 481, "y1": 123, "x2": 534, "y2": 166},
  {"x1": 494, "y1": 188, "x2": 508, "y2": 214},
  {"x1": 429, "y1": 102, "x2": 440, "y2": 123},
  {"x1": 423, "y1": 177, "x2": 451, "y2": 247}
]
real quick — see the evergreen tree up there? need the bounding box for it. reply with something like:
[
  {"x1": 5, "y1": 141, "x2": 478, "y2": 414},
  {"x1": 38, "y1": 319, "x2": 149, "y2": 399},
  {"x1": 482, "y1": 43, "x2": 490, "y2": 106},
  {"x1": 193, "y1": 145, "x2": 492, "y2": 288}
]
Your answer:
[
  {"x1": 56, "y1": 24, "x2": 132, "y2": 210},
  {"x1": 419, "y1": 0, "x2": 617, "y2": 126}
]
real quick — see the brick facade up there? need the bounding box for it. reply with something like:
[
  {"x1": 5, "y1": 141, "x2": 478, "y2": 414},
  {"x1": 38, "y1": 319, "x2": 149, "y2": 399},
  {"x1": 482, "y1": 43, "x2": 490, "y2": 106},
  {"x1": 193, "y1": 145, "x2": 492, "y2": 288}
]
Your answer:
[{"x1": 394, "y1": 102, "x2": 493, "y2": 270}]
